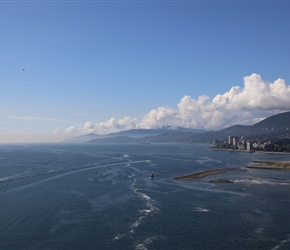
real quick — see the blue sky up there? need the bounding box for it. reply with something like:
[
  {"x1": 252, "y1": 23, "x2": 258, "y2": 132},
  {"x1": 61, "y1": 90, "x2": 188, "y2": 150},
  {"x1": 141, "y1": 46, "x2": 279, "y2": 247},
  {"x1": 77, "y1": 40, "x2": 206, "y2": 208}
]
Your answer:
[{"x1": 0, "y1": 1, "x2": 290, "y2": 142}]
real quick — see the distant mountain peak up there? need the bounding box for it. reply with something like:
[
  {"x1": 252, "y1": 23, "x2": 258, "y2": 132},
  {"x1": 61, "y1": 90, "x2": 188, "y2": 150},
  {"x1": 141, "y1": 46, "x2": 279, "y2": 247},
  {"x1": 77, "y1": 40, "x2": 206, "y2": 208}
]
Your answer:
[{"x1": 63, "y1": 112, "x2": 290, "y2": 144}]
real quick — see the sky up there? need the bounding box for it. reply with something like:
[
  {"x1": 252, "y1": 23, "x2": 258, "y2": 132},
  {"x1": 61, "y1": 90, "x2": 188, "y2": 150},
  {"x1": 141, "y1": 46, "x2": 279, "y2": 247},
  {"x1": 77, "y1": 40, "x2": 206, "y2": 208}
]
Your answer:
[{"x1": 0, "y1": 0, "x2": 290, "y2": 143}]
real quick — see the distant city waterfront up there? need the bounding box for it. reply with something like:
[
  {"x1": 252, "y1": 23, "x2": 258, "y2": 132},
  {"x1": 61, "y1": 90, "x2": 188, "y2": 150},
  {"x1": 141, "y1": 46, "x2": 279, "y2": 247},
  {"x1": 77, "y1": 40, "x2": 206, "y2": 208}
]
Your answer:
[{"x1": 212, "y1": 134, "x2": 290, "y2": 153}]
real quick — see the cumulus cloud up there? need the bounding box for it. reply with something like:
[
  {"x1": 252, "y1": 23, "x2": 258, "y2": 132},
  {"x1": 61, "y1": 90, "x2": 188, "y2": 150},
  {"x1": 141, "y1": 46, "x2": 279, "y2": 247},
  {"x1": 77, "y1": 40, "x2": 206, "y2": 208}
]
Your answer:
[
  {"x1": 63, "y1": 73, "x2": 290, "y2": 135},
  {"x1": 65, "y1": 126, "x2": 76, "y2": 134},
  {"x1": 213, "y1": 74, "x2": 290, "y2": 110}
]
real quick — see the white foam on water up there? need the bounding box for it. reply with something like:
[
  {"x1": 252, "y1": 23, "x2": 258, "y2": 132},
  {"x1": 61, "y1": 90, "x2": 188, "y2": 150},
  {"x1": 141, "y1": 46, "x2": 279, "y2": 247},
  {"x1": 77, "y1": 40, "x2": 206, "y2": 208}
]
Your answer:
[
  {"x1": 135, "y1": 243, "x2": 147, "y2": 250},
  {"x1": 139, "y1": 208, "x2": 151, "y2": 213},
  {"x1": 4, "y1": 160, "x2": 151, "y2": 193},
  {"x1": 234, "y1": 179, "x2": 290, "y2": 186},
  {"x1": 113, "y1": 233, "x2": 126, "y2": 241},
  {"x1": 130, "y1": 215, "x2": 146, "y2": 234},
  {"x1": 0, "y1": 177, "x2": 10, "y2": 182},
  {"x1": 193, "y1": 207, "x2": 209, "y2": 212},
  {"x1": 196, "y1": 156, "x2": 221, "y2": 164},
  {"x1": 168, "y1": 180, "x2": 249, "y2": 197},
  {"x1": 128, "y1": 173, "x2": 136, "y2": 179},
  {"x1": 114, "y1": 177, "x2": 159, "y2": 241},
  {"x1": 139, "y1": 192, "x2": 151, "y2": 201},
  {"x1": 134, "y1": 236, "x2": 164, "y2": 250},
  {"x1": 129, "y1": 183, "x2": 159, "y2": 233},
  {"x1": 270, "y1": 234, "x2": 290, "y2": 250},
  {"x1": 156, "y1": 155, "x2": 192, "y2": 162}
]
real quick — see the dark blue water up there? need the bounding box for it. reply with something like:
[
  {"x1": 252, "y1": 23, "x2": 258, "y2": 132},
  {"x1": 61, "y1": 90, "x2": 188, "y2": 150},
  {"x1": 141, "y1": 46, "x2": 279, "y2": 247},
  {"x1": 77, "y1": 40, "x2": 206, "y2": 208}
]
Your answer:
[{"x1": 1, "y1": 143, "x2": 290, "y2": 250}]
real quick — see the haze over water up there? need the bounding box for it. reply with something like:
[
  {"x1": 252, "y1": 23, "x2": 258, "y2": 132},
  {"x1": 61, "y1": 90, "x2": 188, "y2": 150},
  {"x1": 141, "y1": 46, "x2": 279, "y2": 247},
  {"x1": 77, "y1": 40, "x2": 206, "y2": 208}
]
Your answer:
[{"x1": 1, "y1": 143, "x2": 290, "y2": 250}]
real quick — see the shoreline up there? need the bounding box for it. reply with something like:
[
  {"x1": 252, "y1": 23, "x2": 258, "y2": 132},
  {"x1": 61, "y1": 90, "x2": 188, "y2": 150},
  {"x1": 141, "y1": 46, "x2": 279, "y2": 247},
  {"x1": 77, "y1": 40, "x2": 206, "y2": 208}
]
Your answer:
[
  {"x1": 210, "y1": 147, "x2": 290, "y2": 155},
  {"x1": 174, "y1": 168, "x2": 244, "y2": 180}
]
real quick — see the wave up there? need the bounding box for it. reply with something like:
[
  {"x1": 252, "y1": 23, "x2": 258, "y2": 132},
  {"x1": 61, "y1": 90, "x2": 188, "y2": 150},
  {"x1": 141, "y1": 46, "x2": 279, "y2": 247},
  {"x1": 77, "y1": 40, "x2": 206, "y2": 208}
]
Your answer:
[
  {"x1": 167, "y1": 179, "x2": 249, "y2": 197},
  {"x1": 130, "y1": 181, "x2": 159, "y2": 234},
  {"x1": 2, "y1": 160, "x2": 152, "y2": 193},
  {"x1": 233, "y1": 179, "x2": 290, "y2": 186},
  {"x1": 155, "y1": 156, "x2": 193, "y2": 162},
  {"x1": 270, "y1": 234, "x2": 290, "y2": 250},
  {"x1": 196, "y1": 156, "x2": 222, "y2": 164},
  {"x1": 113, "y1": 178, "x2": 159, "y2": 241},
  {"x1": 134, "y1": 236, "x2": 164, "y2": 250},
  {"x1": 193, "y1": 207, "x2": 209, "y2": 212},
  {"x1": 0, "y1": 177, "x2": 11, "y2": 182},
  {"x1": 113, "y1": 233, "x2": 127, "y2": 241}
]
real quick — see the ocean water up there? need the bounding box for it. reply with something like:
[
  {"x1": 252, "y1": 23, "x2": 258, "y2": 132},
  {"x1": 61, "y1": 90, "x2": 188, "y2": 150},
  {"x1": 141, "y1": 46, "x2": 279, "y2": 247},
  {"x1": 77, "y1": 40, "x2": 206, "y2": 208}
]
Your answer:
[{"x1": 1, "y1": 143, "x2": 290, "y2": 250}]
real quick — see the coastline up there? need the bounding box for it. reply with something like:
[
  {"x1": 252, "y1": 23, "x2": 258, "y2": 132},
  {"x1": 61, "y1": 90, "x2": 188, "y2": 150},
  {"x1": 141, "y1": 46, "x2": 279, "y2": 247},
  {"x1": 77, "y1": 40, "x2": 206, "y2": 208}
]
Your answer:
[
  {"x1": 209, "y1": 147, "x2": 290, "y2": 155},
  {"x1": 174, "y1": 168, "x2": 244, "y2": 180}
]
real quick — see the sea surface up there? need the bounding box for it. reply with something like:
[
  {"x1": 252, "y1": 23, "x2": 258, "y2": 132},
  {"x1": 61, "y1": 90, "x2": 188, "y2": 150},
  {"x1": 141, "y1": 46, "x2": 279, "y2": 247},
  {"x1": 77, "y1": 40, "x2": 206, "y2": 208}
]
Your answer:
[{"x1": 1, "y1": 143, "x2": 290, "y2": 250}]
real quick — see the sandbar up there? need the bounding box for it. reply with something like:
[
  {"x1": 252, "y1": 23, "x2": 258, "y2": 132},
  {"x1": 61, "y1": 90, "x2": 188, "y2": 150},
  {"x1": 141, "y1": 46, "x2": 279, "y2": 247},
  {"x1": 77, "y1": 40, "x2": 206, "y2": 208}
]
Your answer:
[
  {"x1": 209, "y1": 179, "x2": 234, "y2": 183},
  {"x1": 246, "y1": 160, "x2": 290, "y2": 170},
  {"x1": 174, "y1": 168, "x2": 244, "y2": 180}
]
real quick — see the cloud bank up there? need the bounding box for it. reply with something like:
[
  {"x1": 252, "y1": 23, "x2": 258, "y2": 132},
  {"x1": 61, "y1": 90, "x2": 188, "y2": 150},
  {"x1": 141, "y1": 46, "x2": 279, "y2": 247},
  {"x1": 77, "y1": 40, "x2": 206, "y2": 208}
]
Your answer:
[{"x1": 63, "y1": 73, "x2": 290, "y2": 135}]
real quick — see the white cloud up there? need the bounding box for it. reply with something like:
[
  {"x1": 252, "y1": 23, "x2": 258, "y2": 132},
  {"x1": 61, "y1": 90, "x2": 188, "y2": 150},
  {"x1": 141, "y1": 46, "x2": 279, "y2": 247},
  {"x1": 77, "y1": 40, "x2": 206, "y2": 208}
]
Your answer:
[
  {"x1": 53, "y1": 128, "x2": 61, "y2": 134},
  {"x1": 62, "y1": 73, "x2": 290, "y2": 135},
  {"x1": 65, "y1": 126, "x2": 76, "y2": 134},
  {"x1": 140, "y1": 107, "x2": 177, "y2": 129},
  {"x1": 213, "y1": 73, "x2": 290, "y2": 110}
]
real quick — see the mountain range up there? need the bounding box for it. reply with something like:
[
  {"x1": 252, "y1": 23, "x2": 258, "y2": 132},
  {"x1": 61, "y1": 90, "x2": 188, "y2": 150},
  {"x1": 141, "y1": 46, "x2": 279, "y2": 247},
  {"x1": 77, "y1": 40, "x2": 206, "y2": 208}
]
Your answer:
[
  {"x1": 63, "y1": 111, "x2": 290, "y2": 144},
  {"x1": 63, "y1": 127, "x2": 204, "y2": 143}
]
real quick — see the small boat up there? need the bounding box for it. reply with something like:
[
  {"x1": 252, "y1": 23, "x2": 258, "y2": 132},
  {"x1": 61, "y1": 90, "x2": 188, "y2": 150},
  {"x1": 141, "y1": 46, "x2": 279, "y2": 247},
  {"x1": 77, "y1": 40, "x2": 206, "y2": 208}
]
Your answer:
[{"x1": 151, "y1": 172, "x2": 154, "y2": 179}]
